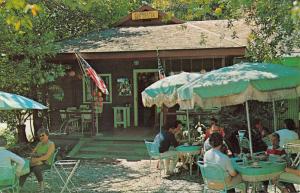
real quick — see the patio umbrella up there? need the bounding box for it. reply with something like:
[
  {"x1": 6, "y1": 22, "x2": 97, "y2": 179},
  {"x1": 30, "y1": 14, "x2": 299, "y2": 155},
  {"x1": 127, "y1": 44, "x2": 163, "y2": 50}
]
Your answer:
[
  {"x1": 0, "y1": 91, "x2": 48, "y2": 110},
  {"x1": 142, "y1": 72, "x2": 202, "y2": 142},
  {"x1": 177, "y1": 63, "x2": 300, "y2": 156},
  {"x1": 142, "y1": 72, "x2": 201, "y2": 108}
]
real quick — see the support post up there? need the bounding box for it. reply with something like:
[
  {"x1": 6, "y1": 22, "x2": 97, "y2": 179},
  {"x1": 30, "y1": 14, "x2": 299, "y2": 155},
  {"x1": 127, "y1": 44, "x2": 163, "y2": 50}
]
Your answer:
[
  {"x1": 186, "y1": 109, "x2": 191, "y2": 143},
  {"x1": 272, "y1": 100, "x2": 277, "y2": 131},
  {"x1": 245, "y1": 101, "x2": 253, "y2": 157}
]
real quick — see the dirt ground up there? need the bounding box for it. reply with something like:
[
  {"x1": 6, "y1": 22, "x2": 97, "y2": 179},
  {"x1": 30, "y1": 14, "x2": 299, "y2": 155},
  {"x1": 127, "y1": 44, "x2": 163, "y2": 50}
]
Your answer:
[
  {"x1": 21, "y1": 159, "x2": 202, "y2": 193},
  {"x1": 21, "y1": 159, "x2": 299, "y2": 193}
]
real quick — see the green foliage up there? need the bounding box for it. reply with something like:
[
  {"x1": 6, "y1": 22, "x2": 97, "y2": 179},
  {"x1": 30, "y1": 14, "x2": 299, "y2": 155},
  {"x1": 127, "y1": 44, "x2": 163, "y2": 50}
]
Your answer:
[
  {"x1": 150, "y1": 0, "x2": 300, "y2": 62},
  {"x1": 230, "y1": 0, "x2": 299, "y2": 62},
  {"x1": 0, "y1": 0, "x2": 42, "y2": 31},
  {"x1": 40, "y1": 0, "x2": 141, "y2": 41},
  {"x1": 0, "y1": 0, "x2": 140, "y2": 130},
  {"x1": 0, "y1": 125, "x2": 17, "y2": 147}
]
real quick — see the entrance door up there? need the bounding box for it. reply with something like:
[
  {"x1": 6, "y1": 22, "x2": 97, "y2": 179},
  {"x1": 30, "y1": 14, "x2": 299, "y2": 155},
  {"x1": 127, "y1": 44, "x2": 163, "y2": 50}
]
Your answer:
[{"x1": 133, "y1": 69, "x2": 158, "y2": 127}]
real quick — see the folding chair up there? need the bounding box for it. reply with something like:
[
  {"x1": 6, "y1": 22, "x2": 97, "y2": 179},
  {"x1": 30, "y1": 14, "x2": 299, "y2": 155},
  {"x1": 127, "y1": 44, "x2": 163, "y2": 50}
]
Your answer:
[
  {"x1": 284, "y1": 140, "x2": 300, "y2": 167},
  {"x1": 53, "y1": 160, "x2": 80, "y2": 193},
  {"x1": 0, "y1": 165, "x2": 19, "y2": 193},
  {"x1": 197, "y1": 161, "x2": 246, "y2": 193}
]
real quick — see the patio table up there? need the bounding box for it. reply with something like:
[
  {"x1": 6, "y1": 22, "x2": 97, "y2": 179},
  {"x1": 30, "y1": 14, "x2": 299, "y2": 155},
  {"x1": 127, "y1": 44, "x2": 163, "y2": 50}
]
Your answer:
[
  {"x1": 176, "y1": 145, "x2": 200, "y2": 175},
  {"x1": 231, "y1": 157, "x2": 286, "y2": 192}
]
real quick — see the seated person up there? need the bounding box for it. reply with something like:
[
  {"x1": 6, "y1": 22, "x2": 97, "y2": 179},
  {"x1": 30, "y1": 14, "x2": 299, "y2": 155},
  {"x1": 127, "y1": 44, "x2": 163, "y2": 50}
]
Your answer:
[
  {"x1": 174, "y1": 121, "x2": 187, "y2": 144},
  {"x1": 0, "y1": 136, "x2": 25, "y2": 177},
  {"x1": 275, "y1": 119, "x2": 299, "y2": 147},
  {"x1": 204, "y1": 132, "x2": 242, "y2": 193},
  {"x1": 262, "y1": 133, "x2": 285, "y2": 192},
  {"x1": 277, "y1": 166, "x2": 300, "y2": 193},
  {"x1": 203, "y1": 128, "x2": 231, "y2": 156},
  {"x1": 173, "y1": 121, "x2": 189, "y2": 169},
  {"x1": 155, "y1": 122, "x2": 179, "y2": 175},
  {"x1": 266, "y1": 133, "x2": 285, "y2": 156},
  {"x1": 254, "y1": 119, "x2": 270, "y2": 138},
  {"x1": 20, "y1": 128, "x2": 55, "y2": 192},
  {"x1": 205, "y1": 118, "x2": 225, "y2": 140},
  {"x1": 244, "y1": 119, "x2": 268, "y2": 153}
]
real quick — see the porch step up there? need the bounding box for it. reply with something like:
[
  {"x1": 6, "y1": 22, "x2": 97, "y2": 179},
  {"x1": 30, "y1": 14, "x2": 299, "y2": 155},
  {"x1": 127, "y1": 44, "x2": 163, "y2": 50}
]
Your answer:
[{"x1": 67, "y1": 138, "x2": 149, "y2": 161}]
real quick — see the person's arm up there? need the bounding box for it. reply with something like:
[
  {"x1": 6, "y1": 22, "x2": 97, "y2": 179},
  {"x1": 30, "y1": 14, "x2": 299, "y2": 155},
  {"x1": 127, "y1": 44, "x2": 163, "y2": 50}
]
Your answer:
[
  {"x1": 285, "y1": 168, "x2": 300, "y2": 176},
  {"x1": 31, "y1": 143, "x2": 55, "y2": 163},
  {"x1": 170, "y1": 133, "x2": 179, "y2": 147},
  {"x1": 32, "y1": 143, "x2": 40, "y2": 154},
  {"x1": 225, "y1": 157, "x2": 237, "y2": 177},
  {"x1": 8, "y1": 151, "x2": 25, "y2": 176}
]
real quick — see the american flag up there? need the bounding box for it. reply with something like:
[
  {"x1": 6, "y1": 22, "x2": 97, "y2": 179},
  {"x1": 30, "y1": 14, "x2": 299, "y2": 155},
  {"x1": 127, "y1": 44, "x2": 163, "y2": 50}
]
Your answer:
[
  {"x1": 156, "y1": 49, "x2": 165, "y2": 79},
  {"x1": 76, "y1": 53, "x2": 109, "y2": 95}
]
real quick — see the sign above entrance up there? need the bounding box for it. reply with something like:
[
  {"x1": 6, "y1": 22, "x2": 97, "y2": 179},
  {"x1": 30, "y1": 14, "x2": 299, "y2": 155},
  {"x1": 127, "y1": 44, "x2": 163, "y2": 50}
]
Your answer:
[{"x1": 131, "y1": 11, "x2": 159, "y2": 20}]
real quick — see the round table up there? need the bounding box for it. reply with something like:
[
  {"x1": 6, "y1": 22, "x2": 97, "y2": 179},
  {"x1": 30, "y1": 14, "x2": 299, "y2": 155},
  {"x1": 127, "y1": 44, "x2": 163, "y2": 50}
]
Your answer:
[
  {"x1": 232, "y1": 157, "x2": 286, "y2": 182},
  {"x1": 176, "y1": 145, "x2": 200, "y2": 175},
  {"x1": 232, "y1": 157, "x2": 286, "y2": 192}
]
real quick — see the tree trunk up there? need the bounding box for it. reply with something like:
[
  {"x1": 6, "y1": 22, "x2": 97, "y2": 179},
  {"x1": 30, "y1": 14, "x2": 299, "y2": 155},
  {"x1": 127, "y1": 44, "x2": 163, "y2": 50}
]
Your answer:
[{"x1": 17, "y1": 124, "x2": 28, "y2": 143}]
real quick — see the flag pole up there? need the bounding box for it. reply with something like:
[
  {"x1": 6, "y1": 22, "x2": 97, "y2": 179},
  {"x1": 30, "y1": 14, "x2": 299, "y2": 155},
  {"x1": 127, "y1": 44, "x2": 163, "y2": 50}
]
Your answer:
[
  {"x1": 75, "y1": 52, "x2": 97, "y2": 136},
  {"x1": 156, "y1": 48, "x2": 165, "y2": 134}
]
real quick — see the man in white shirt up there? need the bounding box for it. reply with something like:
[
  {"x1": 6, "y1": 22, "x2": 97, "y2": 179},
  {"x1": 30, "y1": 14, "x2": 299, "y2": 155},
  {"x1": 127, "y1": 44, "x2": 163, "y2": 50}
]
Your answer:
[
  {"x1": 275, "y1": 119, "x2": 299, "y2": 147},
  {"x1": 204, "y1": 132, "x2": 242, "y2": 193},
  {"x1": 0, "y1": 136, "x2": 25, "y2": 177}
]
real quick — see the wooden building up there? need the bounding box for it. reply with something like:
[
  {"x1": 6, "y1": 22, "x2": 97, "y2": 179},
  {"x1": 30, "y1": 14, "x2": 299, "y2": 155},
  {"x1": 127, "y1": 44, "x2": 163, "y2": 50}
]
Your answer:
[{"x1": 51, "y1": 5, "x2": 252, "y2": 133}]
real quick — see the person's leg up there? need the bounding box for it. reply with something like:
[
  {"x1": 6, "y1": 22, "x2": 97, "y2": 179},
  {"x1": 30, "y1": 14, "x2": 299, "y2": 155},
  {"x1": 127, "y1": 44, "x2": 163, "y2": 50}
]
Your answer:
[
  {"x1": 262, "y1": 180, "x2": 269, "y2": 192},
  {"x1": 283, "y1": 182, "x2": 297, "y2": 193},
  {"x1": 19, "y1": 171, "x2": 32, "y2": 187},
  {"x1": 227, "y1": 174, "x2": 243, "y2": 193},
  {"x1": 163, "y1": 159, "x2": 170, "y2": 174},
  {"x1": 31, "y1": 164, "x2": 51, "y2": 192}
]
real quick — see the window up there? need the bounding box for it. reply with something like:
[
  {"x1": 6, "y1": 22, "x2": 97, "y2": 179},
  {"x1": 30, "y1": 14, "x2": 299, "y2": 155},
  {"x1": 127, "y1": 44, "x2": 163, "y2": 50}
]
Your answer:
[{"x1": 83, "y1": 74, "x2": 112, "y2": 103}]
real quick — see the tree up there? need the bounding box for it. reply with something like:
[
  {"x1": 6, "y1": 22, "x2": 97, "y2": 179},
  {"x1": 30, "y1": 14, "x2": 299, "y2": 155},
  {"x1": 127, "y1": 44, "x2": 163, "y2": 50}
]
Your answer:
[
  {"x1": 150, "y1": 0, "x2": 300, "y2": 62},
  {"x1": 0, "y1": 0, "x2": 140, "y2": 142}
]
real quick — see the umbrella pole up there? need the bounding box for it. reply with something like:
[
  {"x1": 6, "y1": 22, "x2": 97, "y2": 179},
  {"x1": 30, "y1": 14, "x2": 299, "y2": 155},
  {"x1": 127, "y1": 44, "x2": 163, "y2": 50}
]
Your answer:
[
  {"x1": 245, "y1": 101, "x2": 253, "y2": 157},
  {"x1": 186, "y1": 109, "x2": 190, "y2": 143},
  {"x1": 159, "y1": 107, "x2": 163, "y2": 134},
  {"x1": 272, "y1": 100, "x2": 277, "y2": 131}
]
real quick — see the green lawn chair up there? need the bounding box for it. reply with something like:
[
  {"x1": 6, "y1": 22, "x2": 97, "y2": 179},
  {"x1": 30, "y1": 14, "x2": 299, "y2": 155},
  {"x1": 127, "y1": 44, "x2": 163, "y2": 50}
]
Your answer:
[
  {"x1": 0, "y1": 164, "x2": 19, "y2": 193},
  {"x1": 197, "y1": 160, "x2": 246, "y2": 193}
]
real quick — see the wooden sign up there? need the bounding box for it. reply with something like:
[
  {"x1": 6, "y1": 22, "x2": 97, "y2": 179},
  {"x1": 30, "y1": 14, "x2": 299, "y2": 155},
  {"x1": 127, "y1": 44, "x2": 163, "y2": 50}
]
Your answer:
[{"x1": 132, "y1": 11, "x2": 159, "y2": 20}]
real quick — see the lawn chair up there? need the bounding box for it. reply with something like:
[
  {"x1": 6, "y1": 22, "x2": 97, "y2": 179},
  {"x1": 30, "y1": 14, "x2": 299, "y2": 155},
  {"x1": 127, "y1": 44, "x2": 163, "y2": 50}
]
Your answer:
[
  {"x1": 197, "y1": 161, "x2": 246, "y2": 193},
  {"x1": 0, "y1": 164, "x2": 19, "y2": 193},
  {"x1": 144, "y1": 140, "x2": 177, "y2": 177},
  {"x1": 44, "y1": 147, "x2": 61, "y2": 179}
]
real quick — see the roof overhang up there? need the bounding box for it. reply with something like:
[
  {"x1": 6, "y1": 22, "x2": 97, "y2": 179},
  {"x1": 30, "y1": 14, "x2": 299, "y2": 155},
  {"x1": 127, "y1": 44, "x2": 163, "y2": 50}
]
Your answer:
[{"x1": 54, "y1": 47, "x2": 246, "y2": 62}]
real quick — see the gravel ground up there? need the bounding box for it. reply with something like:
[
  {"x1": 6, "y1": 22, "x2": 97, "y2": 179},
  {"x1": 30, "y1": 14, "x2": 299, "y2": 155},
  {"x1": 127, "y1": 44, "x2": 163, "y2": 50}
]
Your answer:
[
  {"x1": 21, "y1": 159, "x2": 299, "y2": 193},
  {"x1": 22, "y1": 159, "x2": 203, "y2": 193}
]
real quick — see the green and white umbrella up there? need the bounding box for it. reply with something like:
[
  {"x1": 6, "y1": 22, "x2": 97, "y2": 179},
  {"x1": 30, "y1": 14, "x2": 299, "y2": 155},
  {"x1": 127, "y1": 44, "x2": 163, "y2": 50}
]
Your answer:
[
  {"x1": 0, "y1": 91, "x2": 48, "y2": 110},
  {"x1": 178, "y1": 63, "x2": 300, "y2": 155},
  {"x1": 142, "y1": 72, "x2": 201, "y2": 142},
  {"x1": 142, "y1": 72, "x2": 201, "y2": 108}
]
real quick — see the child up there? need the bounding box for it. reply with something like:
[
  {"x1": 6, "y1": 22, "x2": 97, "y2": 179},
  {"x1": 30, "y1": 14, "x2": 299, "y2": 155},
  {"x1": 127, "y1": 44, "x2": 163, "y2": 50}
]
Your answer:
[
  {"x1": 262, "y1": 133, "x2": 285, "y2": 192},
  {"x1": 266, "y1": 133, "x2": 285, "y2": 156}
]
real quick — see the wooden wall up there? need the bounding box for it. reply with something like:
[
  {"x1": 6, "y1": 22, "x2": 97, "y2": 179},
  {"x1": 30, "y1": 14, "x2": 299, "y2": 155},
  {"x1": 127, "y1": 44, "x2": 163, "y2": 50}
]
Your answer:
[{"x1": 49, "y1": 55, "x2": 239, "y2": 131}]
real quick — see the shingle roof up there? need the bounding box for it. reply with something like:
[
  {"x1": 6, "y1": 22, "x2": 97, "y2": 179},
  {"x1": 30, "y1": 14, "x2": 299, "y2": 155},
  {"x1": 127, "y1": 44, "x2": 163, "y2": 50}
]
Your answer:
[{"x1": 60, "y1": 20, "x2": 250, "y2": 53}]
